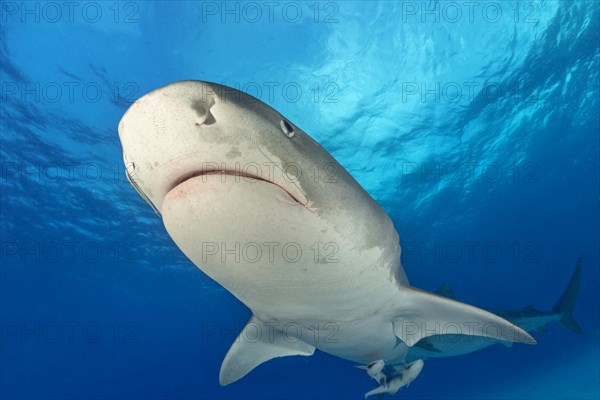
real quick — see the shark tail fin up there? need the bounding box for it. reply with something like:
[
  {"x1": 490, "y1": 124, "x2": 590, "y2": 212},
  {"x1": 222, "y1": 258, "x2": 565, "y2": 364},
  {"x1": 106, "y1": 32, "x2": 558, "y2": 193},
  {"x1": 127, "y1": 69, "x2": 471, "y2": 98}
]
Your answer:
[{"x1": 552, "y1": 257, "x2": 584, "y2": 335}]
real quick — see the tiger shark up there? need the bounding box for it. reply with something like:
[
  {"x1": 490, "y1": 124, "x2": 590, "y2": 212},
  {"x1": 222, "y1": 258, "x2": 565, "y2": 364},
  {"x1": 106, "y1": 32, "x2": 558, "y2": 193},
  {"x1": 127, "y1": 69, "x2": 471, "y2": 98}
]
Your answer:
[{"x1": 118, "y1": 80, "x2": 535, "y2": 395}]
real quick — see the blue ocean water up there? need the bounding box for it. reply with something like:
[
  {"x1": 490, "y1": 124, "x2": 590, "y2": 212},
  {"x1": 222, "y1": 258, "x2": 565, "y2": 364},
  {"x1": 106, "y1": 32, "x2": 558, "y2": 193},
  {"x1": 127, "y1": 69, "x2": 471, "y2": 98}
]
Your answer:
[{"x1": 1, "y1": 1, "x2": 599, "y2": 399}]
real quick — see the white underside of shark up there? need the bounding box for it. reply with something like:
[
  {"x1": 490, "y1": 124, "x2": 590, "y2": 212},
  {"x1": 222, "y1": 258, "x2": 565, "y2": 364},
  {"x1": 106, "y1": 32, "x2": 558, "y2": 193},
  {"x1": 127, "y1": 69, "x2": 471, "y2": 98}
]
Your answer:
[{"x1": 118, "y1": 80, "x2": 537, "y2": 396}]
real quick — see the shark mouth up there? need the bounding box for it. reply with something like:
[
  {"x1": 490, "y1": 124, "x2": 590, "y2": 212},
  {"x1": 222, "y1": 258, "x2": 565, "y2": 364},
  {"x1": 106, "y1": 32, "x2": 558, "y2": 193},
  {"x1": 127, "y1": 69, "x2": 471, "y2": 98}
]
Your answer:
[
  {"x1": 126, "y1": 167, "x2": 162, "y2": 217},
  {"x1": 169, "y1": 169, "x2": 308, "y2": 207}
]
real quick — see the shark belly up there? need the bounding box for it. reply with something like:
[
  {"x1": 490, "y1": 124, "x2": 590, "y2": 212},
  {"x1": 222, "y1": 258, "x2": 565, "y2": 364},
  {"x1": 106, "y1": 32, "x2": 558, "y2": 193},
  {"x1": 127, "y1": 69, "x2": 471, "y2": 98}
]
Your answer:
[{"x1": 162, "y1": 173, "x2": 408, "y2": 364}]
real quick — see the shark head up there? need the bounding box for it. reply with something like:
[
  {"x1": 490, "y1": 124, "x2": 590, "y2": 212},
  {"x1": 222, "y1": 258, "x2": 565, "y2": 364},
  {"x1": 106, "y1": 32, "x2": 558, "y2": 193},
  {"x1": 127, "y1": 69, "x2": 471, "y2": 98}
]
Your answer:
[
  {"x1": 118, "y1": 80, "x2": 390, "y2": 221},
  {"x1": 120, "y1": 81, "x2": 314, "y2": 213},
  {"x1": 118, "y1": 80, "x2": 403, "y2": 309}
]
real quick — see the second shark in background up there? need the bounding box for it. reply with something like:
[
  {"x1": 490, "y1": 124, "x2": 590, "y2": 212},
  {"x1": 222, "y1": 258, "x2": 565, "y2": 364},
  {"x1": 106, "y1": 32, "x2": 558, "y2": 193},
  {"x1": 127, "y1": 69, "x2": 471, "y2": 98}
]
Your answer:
[
  {"x1": 359, "y1": 258, "x2": 583, "y2": 398},
  {"x1": 407, "y1": 258, "x2": 583, "y2": 361}
]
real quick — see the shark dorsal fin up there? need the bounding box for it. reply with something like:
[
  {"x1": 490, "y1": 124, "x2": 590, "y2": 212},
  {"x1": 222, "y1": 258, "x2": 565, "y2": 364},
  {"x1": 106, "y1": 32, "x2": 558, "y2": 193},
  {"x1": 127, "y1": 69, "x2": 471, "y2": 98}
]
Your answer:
[
  {"x1": 434, "y1": 282, "x2": 456, "y2": 300},
  {"x1": 523, "y1": 305, "x2": 537, "y2": 314}
]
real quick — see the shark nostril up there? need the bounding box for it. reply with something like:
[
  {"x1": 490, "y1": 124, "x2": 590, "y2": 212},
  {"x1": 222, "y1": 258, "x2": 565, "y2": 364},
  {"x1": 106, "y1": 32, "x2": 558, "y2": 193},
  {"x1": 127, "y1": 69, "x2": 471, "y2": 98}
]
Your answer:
[
  {"x1": 203, "y1": 112, "x2": 216, "y2": 125},
  {"x1": 280, "y1": 120, "x2": 294, "y2": 138},
  {"x1": 192, "y1": 97, "x2": 216, "y2": 126}
]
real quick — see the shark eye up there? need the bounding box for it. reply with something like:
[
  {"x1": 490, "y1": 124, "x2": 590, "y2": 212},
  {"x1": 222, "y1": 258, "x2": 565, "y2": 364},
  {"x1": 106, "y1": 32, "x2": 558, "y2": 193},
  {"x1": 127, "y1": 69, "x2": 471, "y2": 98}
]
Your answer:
[{"x1": 280, "y1": 119, "x2": 294, "y2": 138}]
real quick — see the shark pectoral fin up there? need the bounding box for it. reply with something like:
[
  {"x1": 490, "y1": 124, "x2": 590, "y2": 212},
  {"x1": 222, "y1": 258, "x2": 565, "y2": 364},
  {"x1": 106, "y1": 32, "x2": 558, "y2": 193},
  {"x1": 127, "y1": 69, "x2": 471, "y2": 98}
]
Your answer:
[
  {"x1": 219, "y1": 315, "x2": 315, "y2": 386},
  {"x1": 393, "y1": 287, "x2": 537, "y2": 347}
]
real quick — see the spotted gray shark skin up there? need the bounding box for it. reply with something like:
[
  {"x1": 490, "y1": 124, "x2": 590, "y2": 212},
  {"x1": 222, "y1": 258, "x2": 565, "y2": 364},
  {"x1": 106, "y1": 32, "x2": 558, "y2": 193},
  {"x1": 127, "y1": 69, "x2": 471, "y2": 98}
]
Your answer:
[
  {"x1": 408, "y1": 258, "x2": 583, "y2": 361},
  {"x1": 118, "y1": 80, "x2": 535, "y2": 389}
]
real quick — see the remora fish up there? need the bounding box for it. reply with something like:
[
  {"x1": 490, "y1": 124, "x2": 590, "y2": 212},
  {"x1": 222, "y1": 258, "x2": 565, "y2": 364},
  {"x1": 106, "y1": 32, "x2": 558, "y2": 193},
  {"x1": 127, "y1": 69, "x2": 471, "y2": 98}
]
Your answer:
[{"x1": 118, "y1": 80, "x2": 535, "y2": 391}]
